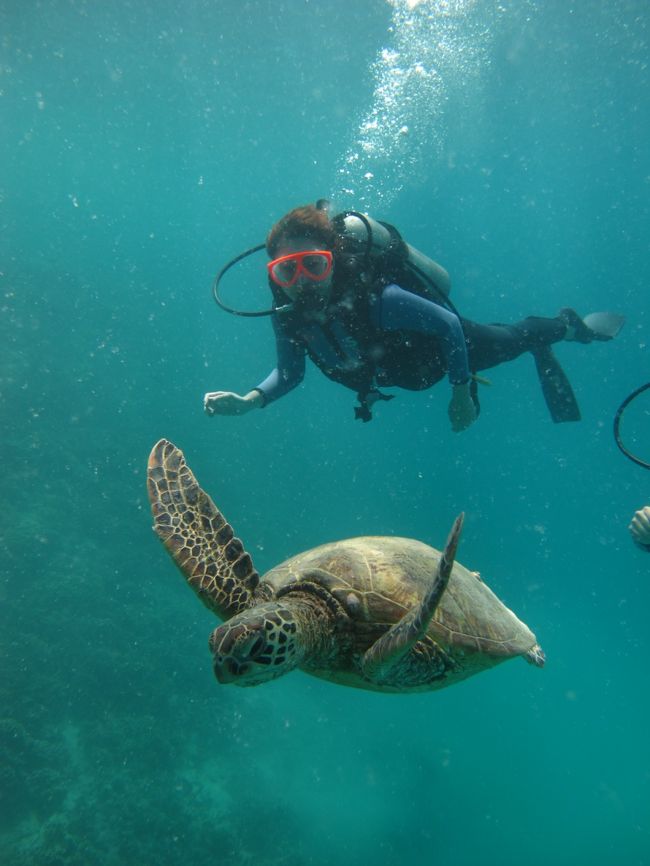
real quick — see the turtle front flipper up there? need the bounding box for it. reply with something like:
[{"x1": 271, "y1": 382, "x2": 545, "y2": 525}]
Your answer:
[
  {"x1": 147, "y1": 439, "x2": 260, "y2": 620},
  {"x1": 361, "y1": 513, "x2": 464, "y2": 683}
]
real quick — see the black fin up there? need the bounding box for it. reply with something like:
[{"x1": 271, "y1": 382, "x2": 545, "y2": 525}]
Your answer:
[
  {"x1": 532, "y1": 347, "x2": 581, "y2": 423},
  {"x1": 560, "y1": 308, "x2": 625, "y2": 343}
]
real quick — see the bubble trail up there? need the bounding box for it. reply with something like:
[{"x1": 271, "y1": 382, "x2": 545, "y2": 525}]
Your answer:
[{"x1": 331, "y1": 0, "x2": 514, "y2": 212}]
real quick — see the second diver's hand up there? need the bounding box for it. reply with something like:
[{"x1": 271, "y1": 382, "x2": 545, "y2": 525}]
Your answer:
[
  {"x1": 448, "y1": 381, "x2": 477, "y2": 432},
  {"x1": 629, "y1": 505, "x2": 650, "y2": 548},
  {"x1": 204, "y1": 389, "x2": 264, "y2": 416}
]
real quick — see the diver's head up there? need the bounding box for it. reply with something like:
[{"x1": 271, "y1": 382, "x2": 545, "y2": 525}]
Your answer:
[{"x1": 266, "y1": 204, "x2": 339, "y2": 313}]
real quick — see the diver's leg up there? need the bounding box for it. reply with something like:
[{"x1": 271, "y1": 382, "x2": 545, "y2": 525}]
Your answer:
[
  {"x1": 461, "y1": 317, "x2": 565, "y2": 372},
  {"x1": 461, "y1": 317, "x2": 582, "y2": 422}
]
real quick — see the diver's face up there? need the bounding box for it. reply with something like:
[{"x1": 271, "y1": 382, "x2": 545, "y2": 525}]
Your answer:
[{"x1": 273, "y1": 237, "x2": 334, "y2": 307}]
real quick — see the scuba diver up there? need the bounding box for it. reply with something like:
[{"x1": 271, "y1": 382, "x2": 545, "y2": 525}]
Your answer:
[{"x1": 204, "y1": 201, "x2": 625, "y2": 430}]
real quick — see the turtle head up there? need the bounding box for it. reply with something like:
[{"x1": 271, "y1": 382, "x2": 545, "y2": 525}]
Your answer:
[{"x1": 209, "y1": 602, "x2": 303, "y2": 687}]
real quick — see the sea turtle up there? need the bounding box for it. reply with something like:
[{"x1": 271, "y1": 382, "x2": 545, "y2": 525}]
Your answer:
[{"x1": 147, "y1": 439, "x2": 545, "y2": 692}]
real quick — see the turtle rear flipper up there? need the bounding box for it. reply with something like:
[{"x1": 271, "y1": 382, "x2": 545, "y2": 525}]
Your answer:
[
  {"x1": 147, "y1": 439, "x2": 259, "y2": 619},
  {"x1": 361, "y1": 513, "x2": 464, "y2": 683}
]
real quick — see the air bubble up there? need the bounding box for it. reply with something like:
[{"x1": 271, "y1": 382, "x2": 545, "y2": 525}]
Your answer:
[{"x1": 330, "y1": 0, "x2": 513, "y2": 210}]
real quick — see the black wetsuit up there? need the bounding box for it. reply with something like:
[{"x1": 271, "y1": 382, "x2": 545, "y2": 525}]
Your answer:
[{"x1": 254, "y1": 281, "x2": 566, "y2": 411}]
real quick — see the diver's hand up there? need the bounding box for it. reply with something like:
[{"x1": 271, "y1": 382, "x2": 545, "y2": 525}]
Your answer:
[
  {"x1": 204, "y1": 390, "x2": 263, "y2": 417},
  {"x1": 448, "y1": 382, "x2": 477, "y2": 432},
  {"x1": 629, "y1": 505, "x2": 650, "y2": 547}
]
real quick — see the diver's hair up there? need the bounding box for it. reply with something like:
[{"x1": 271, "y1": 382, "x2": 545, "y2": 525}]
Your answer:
[{"x1": 266, "y1": 205, "x2": 340, "y2": 258}]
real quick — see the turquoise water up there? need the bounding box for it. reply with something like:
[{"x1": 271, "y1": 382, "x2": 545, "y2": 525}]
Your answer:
[{"x1": 2, "y1": 1, "x2": 650, "y2": 863}]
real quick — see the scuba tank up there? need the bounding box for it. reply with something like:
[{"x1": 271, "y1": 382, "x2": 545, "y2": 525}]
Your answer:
[{"x1": 333, "y1": 211, "x2": 451, "y2": 305}]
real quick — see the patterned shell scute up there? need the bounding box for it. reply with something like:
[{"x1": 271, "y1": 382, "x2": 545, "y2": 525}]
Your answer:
[{"x1": 263, "y1": 536, "x2": 535, "y2": 657}]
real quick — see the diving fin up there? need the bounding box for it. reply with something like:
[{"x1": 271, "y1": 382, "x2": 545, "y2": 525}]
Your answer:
[
  {"x1": 532, "y1": 347, "x2": 581, "y2": 423},
  {"x1": 582, "y1": 312, "x2": 625, "y2": 341},
  {"x1": 560, "y1": 308, "x2": 625, "y2": 343}
]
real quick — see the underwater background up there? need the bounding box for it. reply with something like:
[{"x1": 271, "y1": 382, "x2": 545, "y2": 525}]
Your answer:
[{"x1": 2, "y1": 0, "x2": 650, "y2": 864}]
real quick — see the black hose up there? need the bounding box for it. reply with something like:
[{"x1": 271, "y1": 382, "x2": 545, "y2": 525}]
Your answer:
[
  {"x1": 212, "y1": 243, "x2": 292, "y2": 317},
  {"x1": 613, "y1": 382, "x2": 650, "y2": 469}
]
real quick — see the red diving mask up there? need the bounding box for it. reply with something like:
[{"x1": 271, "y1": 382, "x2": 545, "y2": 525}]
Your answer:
[{"x1": 267, "y1": 250, "x2": 333, "y2": 288}]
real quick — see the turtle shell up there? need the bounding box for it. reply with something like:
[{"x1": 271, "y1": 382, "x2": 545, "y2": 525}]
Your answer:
[{"x1": 263, "y1": 536, "x2": 536, "y2": 658}]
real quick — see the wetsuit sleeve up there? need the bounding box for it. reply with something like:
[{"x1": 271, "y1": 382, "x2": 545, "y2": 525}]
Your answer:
[
  {"x1": 377, "y1": 284, "x2": 470, "y2": 385},
  {"x1": 253, "y1": 315, "x2": 305, "y2": 405}
]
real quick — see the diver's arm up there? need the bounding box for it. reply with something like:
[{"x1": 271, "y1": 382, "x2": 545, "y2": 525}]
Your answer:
[
  {"x1": 253, "y1": 356, "x2": 305, "y2": 405},
  {"x1": 253, "y1": 317, "x2": 305, "y2": 405},
  {"x1": 204, "y1": 317, "x2": 305, "y2": 416},
  {"x1": 378, "y1": 284, "x2": 476, "y2": 431},
  {"x1": 378, "y1": 284, "x2": 470, "y2": 384},
  {"x1": 204, "y1": 389, "x2": 264, "y2": 416}
]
